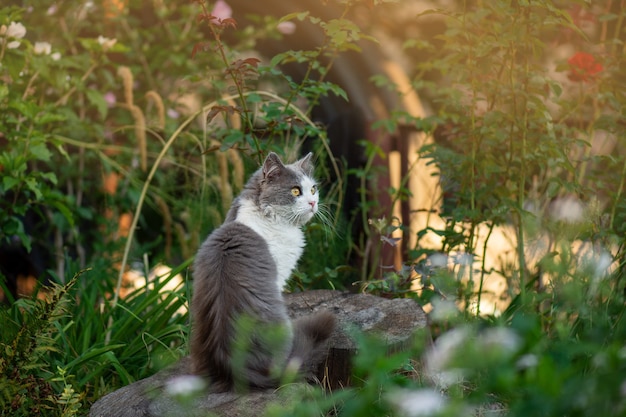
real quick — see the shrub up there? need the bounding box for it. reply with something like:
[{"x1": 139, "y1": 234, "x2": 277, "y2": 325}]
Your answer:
[
  {"x1": 0, "y1": 0, "x2": 353, "y2": 413},
  {"x1": 2, "y1": 0, "x2": 625, "y2": 416}
]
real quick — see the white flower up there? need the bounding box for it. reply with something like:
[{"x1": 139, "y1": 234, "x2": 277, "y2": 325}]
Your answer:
[
  {"x1": 277, "y1": 21, "x2": 296, "y2": 35},
  {"x1": 480, "y1": 327, "x2": 521, "y2": 355},
  {"x1": 164, "y1": 375, "x2": 207, "y2": 397},
  {"x1": 424, "y1": 327, "x2": 470, "y2": 388},
  {"x1": 592, "y1": 250, "x2": 613, "y2": 279},
  {"x1": 586, "y1": 249, "x2": 614, "y2": 297},
  {"x1": 428, "y1": 253, "x2": 449, "y2": 268},
  {"x1": 453, "y1": 252, "x2": 474, "y2": 266},
  {"x1": 6, "y1": 22, "x2": 26, "y2": 39},
  {"x1": 1, "y1": 22, "x2": 27, "y2": 49},
  {"x1": 430, "y1": 296, "x2": 459, "y2": 323},
  {"x1": 425, "y1": 326, "x2": 521, "y2": 389},
  {"x1": 34, "y1": 41, "x2": 52, "y2": 55},
  {"x1": 97, "y1": 35, "x2": 117, "y2": 51},
  {"x1": 516, "y1": 354, "x2": 538, "y2": 370},
  {"x1": 549, "y1": 195, "x2": 584, "y2": 223},
  {"x1": 51, "y1": 52, "x2": 61, "y2": 61},
  {"x1": 388, "y1": 388, "x2": 447, "y2": 417}
]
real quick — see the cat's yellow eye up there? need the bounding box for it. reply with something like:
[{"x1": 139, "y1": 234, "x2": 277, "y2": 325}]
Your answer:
[
  {"x1": 311, "y1": 185, "x2": 317, "y2": 195},
  {"x1": 291, "y1": 187, "x2": 301, "y2": 197}
]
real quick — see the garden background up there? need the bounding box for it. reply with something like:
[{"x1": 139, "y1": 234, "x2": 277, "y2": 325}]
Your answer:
[{"x1": 1, "y1": 0, "x2": 625, "y2": 416}]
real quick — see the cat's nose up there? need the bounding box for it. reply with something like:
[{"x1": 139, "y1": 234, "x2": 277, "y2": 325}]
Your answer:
[{"x1": 308, "y1": 201, "x2": 316, "y2": 209}]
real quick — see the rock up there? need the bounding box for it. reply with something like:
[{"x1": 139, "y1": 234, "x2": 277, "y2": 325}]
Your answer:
[
  {"x1": 286, "y1": 290, "x2": 428, "y2": 388},
  {"x1": 89, "y1": 290, "x2": 427, "y2": 417}
]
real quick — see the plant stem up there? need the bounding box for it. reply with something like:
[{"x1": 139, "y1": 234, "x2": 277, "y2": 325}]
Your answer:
[
  {"x1": 198, "y1": 1, "x2": 261, "y2": 162},
  {"x1": 0, "y1": 40, "x2": 6, "y2": 63},
  {"x1": 609, "y1": 156, "x2": 626, "y2": 231},
  {"x1": 516, "y1": 6, "x2": 532, "y2": 300},
  {"x1": 105, "y1": 106, "x2": 200, "y2": 344},
  {"x1": 55, "y1": 63, "x2": 97, "y2": 106},
  {"x1": 476, "y1": 221, "x2": 495, "y2": 316}
]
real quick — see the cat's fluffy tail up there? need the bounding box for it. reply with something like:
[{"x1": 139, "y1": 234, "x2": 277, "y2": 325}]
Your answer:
[{"x1": 288, "y1": 310, "x2": 336, "y2": 378}]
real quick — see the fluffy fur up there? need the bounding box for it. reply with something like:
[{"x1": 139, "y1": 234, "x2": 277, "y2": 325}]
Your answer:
[{"x1": 190, "y1": 152, "x2": 335, "y2": 392}]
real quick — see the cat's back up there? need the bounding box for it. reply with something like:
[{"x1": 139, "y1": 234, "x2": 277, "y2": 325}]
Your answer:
[
  {"x1": 193, "y1": 220, "x2": 274, "y2": 288},
  {"x1": 190, "y1": 220, "x2": 284, "y2": 388}
]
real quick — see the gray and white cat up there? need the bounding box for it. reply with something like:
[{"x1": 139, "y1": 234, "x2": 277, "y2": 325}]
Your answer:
[{"x1": 190, "y1": 152, "x2": 335, "y2": 392}]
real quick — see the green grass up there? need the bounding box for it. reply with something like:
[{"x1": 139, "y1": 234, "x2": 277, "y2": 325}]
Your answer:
[{"x1": 0, "y1": 259, "x2": 191, "y2": 415}]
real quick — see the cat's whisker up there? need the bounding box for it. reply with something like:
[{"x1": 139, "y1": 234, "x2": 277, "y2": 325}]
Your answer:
[
  {"x1": 311, "y1": 202, "x2": 339, "y2": 242},
  {"x1": 315, "y1": 203, "x2": 334, "y2": 229}
]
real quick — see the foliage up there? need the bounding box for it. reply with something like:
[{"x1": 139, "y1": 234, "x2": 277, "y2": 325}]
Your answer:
[
  {"x1": 403, "y1": 0, "x2": 626, "y2": 295},
  {"x1": 0, "y1": 271, "x2": 83, "y2": 416},
  {"x1": 336, "y1": 1, "x2": 626, "y2": 417},
  {"x1": 0, "y1": 261, "x2": 189, "y2": 416},
  {"x1": 1, "y1": 0, "x2": 626, "y2": 416},
  {"x1": 0, "y1": 0, "x2": 350, "y2": 414}
]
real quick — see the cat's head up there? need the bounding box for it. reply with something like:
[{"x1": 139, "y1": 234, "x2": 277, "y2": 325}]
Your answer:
[{"x1": 257, "y1": 152, "x2": 319, "y2": 226}]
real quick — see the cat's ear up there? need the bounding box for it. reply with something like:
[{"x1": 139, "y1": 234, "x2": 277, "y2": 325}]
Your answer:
[
  {"x1": 295, "y1": 152, "x2": 314, "y2": 176},
  {"x1": 263, "y1": 152, "x2": 285, "y2": 180}
]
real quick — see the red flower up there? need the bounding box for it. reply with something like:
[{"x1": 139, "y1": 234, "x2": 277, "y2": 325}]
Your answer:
[{"x1": 567, "y1": 52, "x2": 603, "y2": 82}]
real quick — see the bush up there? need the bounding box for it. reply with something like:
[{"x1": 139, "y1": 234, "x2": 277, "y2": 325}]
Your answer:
[
  {"x1": 0, "y1": 0, "x2": 350, "y2": 413},
  {"x1": 1, "y1": 0, "x2": 626, "y2": 416}
]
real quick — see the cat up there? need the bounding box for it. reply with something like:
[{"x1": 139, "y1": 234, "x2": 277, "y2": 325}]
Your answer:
[{"x1": 190, "y1": 151, "x2": 336, "y2": 392}]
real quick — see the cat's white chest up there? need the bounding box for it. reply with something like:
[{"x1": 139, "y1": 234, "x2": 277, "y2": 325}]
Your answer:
[{"x1": 235, "y1": 200, "x2": 305, "y2": 291}]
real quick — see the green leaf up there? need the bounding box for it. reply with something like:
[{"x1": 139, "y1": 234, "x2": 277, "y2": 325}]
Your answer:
[
  {"x1": 0, "y1": 84, "x2": 8, "y2": 100},
  {"x1": 270, "y1": 50, "x2": 315, "y2": 68},
  {"x1": 40, "y1": 171, "x2": 58, "y2": 185},
  {"x1": 371, "y1": 119, "x2": 397, "y2": 134},
  {"x1": 29, "y1": 141, "x2": 52, "y2": 162},
  {"x1": 1, "y1": 217, "x2": 31, "y2": 251},
  {"x1": 246, "y1": 92, "x2": 262, "y2": 103},
  {"x1": 24, "y1": 177, "x2": 43, "y2": 200},
  {"x1": 2, "y1": 216, "x2": 21, "y2": 236},
  {"x1": 416, "y1": 8, "x2": 449, "y2": 18},
  {"x1": 64, "y1": 343, "x2": 126, "y2": 370},
  {"x1": 9, "y1": 100, "x2": 39, "y2": 120},
  {"x1": 222, "y1": 130, "x2": 245, "y2": 148},
  {"x1": 50, "y1": 199, "x2": 75, "y2": 227},
  {"x1": 2, "y1": 175, "x2": 20, "y2": 192},
  {"x1": 36, "y1": 111, "x2": 67, "y2": 124},
  {"x1": 324, "y1": 81, "x2": 348, "y2": 101},
  {"x1": 548, "y1": 80, "x2": 562, "y2": 98},
  {"x1": 53, "y1": 141, "x2": 71, "y2": 162},
  {"x1": 86, "y1": 88, "x2": 109, "y2": 119},
  {"x1": 279, "y1": 11, "x2": 309, "y2": 23}
]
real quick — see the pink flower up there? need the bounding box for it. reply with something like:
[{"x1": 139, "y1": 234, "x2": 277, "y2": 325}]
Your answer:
[
  {"x1": 104, "y1": 92, "x2": 116, "y2": 108},
  {"x1": 167, "y1": 108, "x2": 179, "y2": 119},
  {"x1": 211, "y1": 0, "x2": 232, "y2": 20}
]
